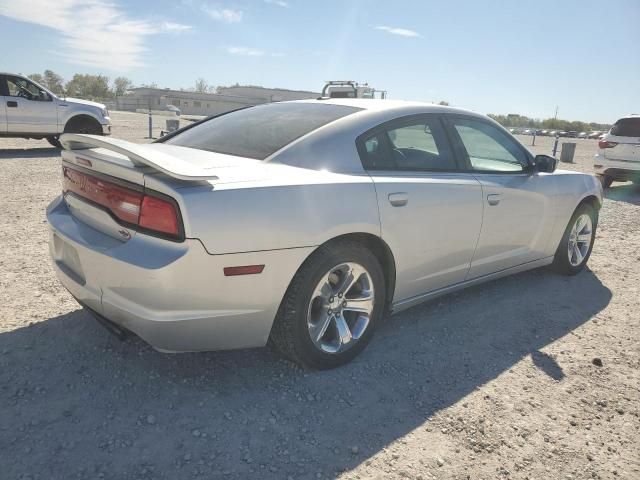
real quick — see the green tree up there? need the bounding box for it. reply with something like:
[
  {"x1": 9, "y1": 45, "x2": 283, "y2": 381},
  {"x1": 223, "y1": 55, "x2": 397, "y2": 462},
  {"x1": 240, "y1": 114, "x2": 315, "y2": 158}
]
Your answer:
[
  {"x1": 195, "y1": 78, "x2": 209, "y2": 93},
  {"x1": 43, "y1": 70, "x2": 65, "y2": 95},
  {"x1": 113, "y1": 76, "x2": 133, "y2": 96},
  {"x1": 28, "y1": 73, "x2": 44, "y2": 85},
  {"x1": 65, "y1": 74, "x2": 111, "y2": 99}
]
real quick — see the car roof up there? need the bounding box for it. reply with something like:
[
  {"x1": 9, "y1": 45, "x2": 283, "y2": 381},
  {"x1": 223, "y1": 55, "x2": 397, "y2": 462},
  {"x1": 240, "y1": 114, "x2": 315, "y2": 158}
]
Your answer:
[
  {"x1": 270, "y1": 98, "x2": 506, "y2": 173},
  {"x1": 292, "y1": 97, "x2": 486, "y2": 118},
  {"x1": 614, "y1": 114, "x2": 639, "y2": 120}
]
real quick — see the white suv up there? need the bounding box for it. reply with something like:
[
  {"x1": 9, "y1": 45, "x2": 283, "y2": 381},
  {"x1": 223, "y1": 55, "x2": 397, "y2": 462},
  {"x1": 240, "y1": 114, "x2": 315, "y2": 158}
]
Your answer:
[
  {"x1": 594, "y1": 115, "x2": 640, "y2": 188},
  {"x1": 0, "y1": 72, "x2": 111, "y2": 147}
]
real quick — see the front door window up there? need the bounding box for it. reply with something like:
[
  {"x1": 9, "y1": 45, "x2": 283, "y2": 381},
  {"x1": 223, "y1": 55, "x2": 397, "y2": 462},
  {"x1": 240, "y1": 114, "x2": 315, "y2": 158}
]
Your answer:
[{"x1": 6, "y1": 76, "x2": 51, "y2": 101}]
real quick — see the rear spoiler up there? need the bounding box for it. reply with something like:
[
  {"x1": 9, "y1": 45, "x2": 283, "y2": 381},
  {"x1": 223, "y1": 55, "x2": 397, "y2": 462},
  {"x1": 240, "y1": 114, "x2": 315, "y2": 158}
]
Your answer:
[{"x1": 60, "y1": 133, "x2": 219, "y2": 181}]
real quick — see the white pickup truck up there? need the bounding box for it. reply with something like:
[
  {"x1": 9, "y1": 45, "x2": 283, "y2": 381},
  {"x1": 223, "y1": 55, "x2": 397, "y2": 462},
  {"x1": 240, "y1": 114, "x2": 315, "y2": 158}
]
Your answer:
[{"x1": 0, "y1": 72, "x2": 111, "y2": 147}]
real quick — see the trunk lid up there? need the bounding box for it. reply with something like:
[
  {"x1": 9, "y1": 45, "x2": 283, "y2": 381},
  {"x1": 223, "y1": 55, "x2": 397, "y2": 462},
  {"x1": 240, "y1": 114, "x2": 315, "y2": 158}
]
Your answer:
[{"x1": 59, "y1": 134, "x2": 265, "y2": 240}]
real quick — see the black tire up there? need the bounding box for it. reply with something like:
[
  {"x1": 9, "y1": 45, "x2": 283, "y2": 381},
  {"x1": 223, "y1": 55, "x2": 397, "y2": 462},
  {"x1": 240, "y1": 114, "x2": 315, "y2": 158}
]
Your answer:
[
  {"x1": 64, "y1": 117, "x2": 103, "y2": 135},
  {"x1": 46, "y1": 136, "x2": 62, "y2": 148},
  {"x1": 269, "y1": 240, "x2": 386, "y2": 370},
  {"x1": 598, "y1": 175, "x2": 613, "y2": 189},
  {"x1": 552, "y1": 202, "x2": 598, "y2": 275}
]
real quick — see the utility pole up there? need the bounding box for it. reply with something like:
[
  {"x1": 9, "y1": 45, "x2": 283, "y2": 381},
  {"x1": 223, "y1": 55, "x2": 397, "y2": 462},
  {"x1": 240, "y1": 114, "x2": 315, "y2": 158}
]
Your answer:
[{"x1": 554, "y1": 105, "x2": 558, "y2": 120}]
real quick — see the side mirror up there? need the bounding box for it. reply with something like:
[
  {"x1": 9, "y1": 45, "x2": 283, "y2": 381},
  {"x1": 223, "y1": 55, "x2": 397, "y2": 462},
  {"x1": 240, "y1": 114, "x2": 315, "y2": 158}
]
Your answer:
[{"x1": 533, "y1": 154, "x2": 557, "y2": 173}]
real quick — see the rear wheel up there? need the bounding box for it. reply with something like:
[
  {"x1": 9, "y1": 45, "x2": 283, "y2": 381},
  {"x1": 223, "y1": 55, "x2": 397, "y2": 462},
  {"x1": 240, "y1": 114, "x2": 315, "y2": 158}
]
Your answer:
[
  {"x1": 64, "y1": 116, "x2": 103, "y2": 135},
  {"x1": 270, "y1": 240, "x2": 386, "y2": 369},
  {"x1": 46, "y1": 136, "x2": 62, "y2": 148},
  {"x1": 552, "y1": 203, "x2": 597, "y2": 275}
]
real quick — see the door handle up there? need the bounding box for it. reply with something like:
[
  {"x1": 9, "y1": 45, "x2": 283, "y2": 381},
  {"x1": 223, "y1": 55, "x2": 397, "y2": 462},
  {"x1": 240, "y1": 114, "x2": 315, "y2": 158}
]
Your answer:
[
  {"x1": 487, "y1": 193, "x2": 501, "y2": 206},
  {"x1": 6, "y1": 101, "x2": 17, "y2": 107},
  {"x1": 388, "y1": 192, "x2": 408, "y2": 207}
]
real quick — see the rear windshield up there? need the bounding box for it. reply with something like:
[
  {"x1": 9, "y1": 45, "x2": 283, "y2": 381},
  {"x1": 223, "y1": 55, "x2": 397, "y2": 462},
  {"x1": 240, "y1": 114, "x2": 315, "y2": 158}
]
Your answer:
[
  {"x1": 610, "y1": 118, "x2": 640, "y2": 137},
  {"x1": 164, "y1": 102, "x2": 362, "y2": 159}
]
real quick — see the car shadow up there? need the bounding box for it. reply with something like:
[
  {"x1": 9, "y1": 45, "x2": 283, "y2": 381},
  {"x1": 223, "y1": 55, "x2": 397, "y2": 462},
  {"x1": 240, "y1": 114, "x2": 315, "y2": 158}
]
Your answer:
[
  {"x1": 0, "y1": 147, "x2": 61, "y2": 159},
  {"x1": 0, "y1": 267, "x2": 611, "y2": 479},
  {"x1": 605, "y1": 183, "x2": 640, "y2": 206}
]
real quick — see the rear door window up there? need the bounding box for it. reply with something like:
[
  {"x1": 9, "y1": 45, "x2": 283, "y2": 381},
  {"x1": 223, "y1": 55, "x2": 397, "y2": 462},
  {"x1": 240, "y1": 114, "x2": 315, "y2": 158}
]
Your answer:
[
  {"x1": 610, "y1": 118, "x2": 640, "y2": 137},
  {"x1": 359, "y1": 116, "x2": 457, "y2": 171},
  {"x1": 165, "y1": 102, "x2": 362, "y2": 160},
  {"x1": 0, "y1": 75, "x2": 8, "y2": 96}
]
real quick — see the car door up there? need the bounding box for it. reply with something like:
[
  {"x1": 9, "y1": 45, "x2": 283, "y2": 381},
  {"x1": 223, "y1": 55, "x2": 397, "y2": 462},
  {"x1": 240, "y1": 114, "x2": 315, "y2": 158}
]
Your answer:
[
  {"x1": 357, "y1": 114, "x2": 484, "y2": 303},
  {"x1": 445, "y1": 115, "x2": 557, "y2": 279},
  {"x1": 2, "y1": 75, "x2": 58, "y2": 134}
]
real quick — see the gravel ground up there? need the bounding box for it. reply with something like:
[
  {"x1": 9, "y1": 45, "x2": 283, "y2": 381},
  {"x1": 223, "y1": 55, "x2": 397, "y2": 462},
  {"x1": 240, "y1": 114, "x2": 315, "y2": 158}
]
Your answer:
[{"x1": 1, "y1": 112, "x2": 639, "y2": 480}]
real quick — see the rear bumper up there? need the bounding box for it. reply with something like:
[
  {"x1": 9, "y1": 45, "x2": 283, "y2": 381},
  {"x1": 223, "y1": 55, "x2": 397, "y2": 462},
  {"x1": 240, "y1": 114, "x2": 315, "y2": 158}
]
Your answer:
[
  {"x1": 594, "y1": 153, "x2": 640, "y2": 180},
  {"x1": 595, "y1": 167, "x2": 640, "y2": 181},
  {"x1": 46, "y1": 195, "x2": 313, "y2": 352}
]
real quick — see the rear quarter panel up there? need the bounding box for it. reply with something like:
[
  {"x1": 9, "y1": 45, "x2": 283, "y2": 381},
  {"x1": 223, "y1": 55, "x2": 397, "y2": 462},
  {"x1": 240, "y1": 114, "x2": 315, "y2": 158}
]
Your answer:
[{"x1": 146, "y1": 168, "x2": 380, "y2": 255}]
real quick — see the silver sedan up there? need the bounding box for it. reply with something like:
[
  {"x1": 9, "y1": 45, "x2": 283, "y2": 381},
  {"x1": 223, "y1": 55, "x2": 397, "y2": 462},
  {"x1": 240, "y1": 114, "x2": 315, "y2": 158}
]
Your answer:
[{"x1": 47, "y1": 100, "x2": 602, "y2": 369}]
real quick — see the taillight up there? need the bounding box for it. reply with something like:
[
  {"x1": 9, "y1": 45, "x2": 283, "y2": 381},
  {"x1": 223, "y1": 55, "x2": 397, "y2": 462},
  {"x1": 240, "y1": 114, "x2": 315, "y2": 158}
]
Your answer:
[
  {"x1": 62, "y1": 166, "x2": 183, "y2": 241},
  {"x1": 139, "y1": 195, "x2": 180, "y2": 237},
  {"x1": 598, "y1": 140, "x2": 617, "y2": 149}
]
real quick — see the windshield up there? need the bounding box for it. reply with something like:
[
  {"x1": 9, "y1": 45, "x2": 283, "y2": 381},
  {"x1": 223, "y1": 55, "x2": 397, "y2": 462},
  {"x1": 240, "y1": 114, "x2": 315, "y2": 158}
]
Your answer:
[{"x1": 164, "y1": 102, "x2": 362, "y2": 160}]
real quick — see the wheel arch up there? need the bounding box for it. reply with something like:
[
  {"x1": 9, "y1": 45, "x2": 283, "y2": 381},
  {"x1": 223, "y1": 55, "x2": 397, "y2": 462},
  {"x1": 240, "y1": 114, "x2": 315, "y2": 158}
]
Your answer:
[
  {"x1": 578, "y1": 194, "x2": 602, "y2": 212},
  {"x1": 64, "y1": 114, "x2": 102, "y2": 132},
  {"x1": 304, "y1": 232, "x2": 397, "y2": 310}
]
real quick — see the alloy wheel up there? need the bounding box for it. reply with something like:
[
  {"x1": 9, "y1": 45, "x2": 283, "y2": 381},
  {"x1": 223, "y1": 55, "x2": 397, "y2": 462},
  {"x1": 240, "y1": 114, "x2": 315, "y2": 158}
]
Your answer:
[
  {"x1": 567, "y1": 213, "x2": 593, "y2": 267},
  {"x1": 307, "y1": 262, "x2": 375, "y2": 354}
]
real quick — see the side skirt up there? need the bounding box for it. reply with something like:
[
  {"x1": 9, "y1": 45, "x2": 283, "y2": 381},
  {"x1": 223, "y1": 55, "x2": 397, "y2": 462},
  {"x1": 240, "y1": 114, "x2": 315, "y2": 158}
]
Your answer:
[{"x1": 390, "y1": 256, "x2": 554, "y2": 314}]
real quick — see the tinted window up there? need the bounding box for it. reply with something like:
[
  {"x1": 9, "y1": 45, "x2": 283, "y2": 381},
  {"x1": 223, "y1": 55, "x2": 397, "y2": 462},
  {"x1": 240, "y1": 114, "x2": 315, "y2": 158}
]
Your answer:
[
  {"x1": 610, "y1": 118, "x2": 640, "y2": 137},
  {"x1": 452, "y1": 118, "x2": 527, "y2": 172},
  {"x1": 360, "y1": 118, "x2": 456, "y2": 171},
  {"x1": 165, "y1": 103, "x2": 362, "y2": 160}
]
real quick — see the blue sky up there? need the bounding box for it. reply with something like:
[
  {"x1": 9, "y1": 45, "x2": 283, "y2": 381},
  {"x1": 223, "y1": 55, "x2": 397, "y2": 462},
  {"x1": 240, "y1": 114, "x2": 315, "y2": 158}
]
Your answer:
[{"x1": 1, "y1": 0, "x2": 638, "y2": 123}]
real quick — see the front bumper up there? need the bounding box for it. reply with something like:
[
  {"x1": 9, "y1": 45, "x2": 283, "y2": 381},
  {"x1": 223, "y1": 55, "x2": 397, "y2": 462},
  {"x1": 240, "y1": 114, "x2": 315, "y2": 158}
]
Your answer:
[
  {"x1": 101, "y1": 121, "x2": 111, "y2": 135},
  {"x1": 46, "y1": 196, "x2": 313, "y2": 352}
]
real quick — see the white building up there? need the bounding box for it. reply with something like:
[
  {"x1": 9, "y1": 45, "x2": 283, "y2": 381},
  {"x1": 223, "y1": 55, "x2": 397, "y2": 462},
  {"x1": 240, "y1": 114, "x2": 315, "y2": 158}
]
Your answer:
[{"x1": 116, "y1": 85, "x2": 319, "y2": 116}]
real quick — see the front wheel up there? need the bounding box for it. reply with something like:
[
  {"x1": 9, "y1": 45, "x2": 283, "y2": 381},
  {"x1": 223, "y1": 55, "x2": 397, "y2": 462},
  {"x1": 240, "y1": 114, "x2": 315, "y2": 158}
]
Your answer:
[
  {"x1": 269, "y1": 240, "x2": 386, "y2": 369},
  {"x1": 598, "y1": 175, "x2": 613, "y2": 189},
  {"x1": 64, "y1": 117, "x2": 103, "y2": 135},
  {"x1": 552, "y1": 203, "x2": 598, "y2": 275},
  {"x1": 46, "y1": 136, "x2": 62, "y2": 148}
]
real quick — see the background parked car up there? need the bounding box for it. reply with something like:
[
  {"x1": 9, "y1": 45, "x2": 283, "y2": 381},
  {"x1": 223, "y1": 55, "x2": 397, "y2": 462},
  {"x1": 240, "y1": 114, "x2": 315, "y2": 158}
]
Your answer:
[
  {"x1": 594, "y1": 114, "x2": 640, "y2": 188},
  {"x1": 0, "y1": 72, "x2": 111, "y2": 147},
  {"x1": 164, "y1": 104, "x2": 181, "y2": 116}
]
